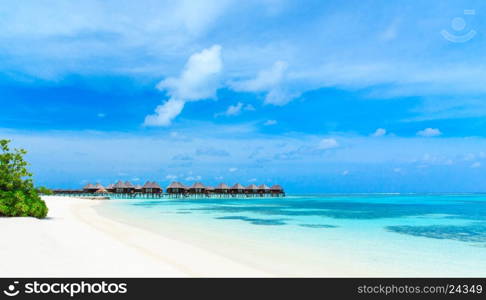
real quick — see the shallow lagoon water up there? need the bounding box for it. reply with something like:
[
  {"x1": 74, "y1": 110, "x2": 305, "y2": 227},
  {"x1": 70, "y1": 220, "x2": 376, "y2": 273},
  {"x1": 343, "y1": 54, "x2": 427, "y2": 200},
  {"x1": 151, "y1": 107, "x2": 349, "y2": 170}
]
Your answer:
[{"x1": 99, "y1": 194, "x2": 486, "y2": 276}]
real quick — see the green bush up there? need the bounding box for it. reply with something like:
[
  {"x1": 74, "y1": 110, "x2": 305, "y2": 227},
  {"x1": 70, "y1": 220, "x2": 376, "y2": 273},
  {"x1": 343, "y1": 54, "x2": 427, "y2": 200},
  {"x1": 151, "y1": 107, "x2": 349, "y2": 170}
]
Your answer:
[
  {"x1": 0, "y1": 139, "x2": 48, "y2": 219},
  {"x1": 37, "y1": 186, "x2": 54, "y2": 195}
]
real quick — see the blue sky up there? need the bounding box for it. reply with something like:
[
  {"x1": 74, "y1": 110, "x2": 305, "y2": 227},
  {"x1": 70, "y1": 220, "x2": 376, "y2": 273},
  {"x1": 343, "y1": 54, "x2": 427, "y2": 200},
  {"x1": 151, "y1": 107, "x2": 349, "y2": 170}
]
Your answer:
[{"x1": 1, "y1": 0, "x2": 486, "y2": 192}]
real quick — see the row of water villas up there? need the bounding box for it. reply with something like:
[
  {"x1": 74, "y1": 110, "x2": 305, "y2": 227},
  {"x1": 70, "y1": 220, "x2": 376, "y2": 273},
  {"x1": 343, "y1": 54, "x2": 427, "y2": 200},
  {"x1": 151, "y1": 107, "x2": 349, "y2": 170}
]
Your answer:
[{"x1": 73, "y1": 181, "x2": 285, "y2": 198}]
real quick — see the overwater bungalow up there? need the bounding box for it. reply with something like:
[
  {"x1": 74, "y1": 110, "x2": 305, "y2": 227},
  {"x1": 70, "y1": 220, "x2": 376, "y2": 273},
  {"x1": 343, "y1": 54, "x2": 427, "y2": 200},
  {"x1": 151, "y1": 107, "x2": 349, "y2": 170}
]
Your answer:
[
  {"x1": 257, "y1": 184, "x2": 270, "y2": 195},
  {"x1": 124, "y1": 181, "x2": 135, "y2": 193},
  {"x1": 83, "y1": 183, "x2": 97, "y2": 193},
  {"x1": 94, "y1": 183, "x2": 104, "y2": 190},
  {"x1": 167, "y1": 182, "x2": 186, "y2": 194},
  {"x1": 205, "y1": 186, "x2": 214, "y2": 195},
  {"x1": 95, "y1": 187, "x2": 108, "y2": 194},
  {"x1": 189, "y1": 182, "x2": 206, "y2": 194},
  {"x1": 106, "y1": 184, "x2": 115, "y2": 193},
  {"x1": 230, "y1": 183, "x2": 245, "y2": 194},
  {"x1": 270, "y1": 184, "x2": 284, "y2": 196},
  {"x1": 245, "y1": 184, "x2": 258, "y2": 195},
  {"x1": 215, "y1": 183, "x2": 230, "y2": 194},
  {"x1": 56, "y1": 180, "x2": 285, "y2": 198},
  {"x1": 113, "y1": 180, "x2": 126, "y2": 193},
  {"x1": 142, "y1": 181, "x2": 163, "y2": 194}
]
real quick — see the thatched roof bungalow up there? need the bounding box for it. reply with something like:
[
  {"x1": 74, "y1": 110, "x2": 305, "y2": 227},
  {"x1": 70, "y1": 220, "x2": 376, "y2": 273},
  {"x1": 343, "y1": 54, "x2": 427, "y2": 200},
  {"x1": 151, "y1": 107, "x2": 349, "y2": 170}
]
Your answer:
[
  {"x1": 205, "y1": 186, "x2": 214, "y2": 194},
  {"x1": 83, "y1": 183, "x2": 97, "y2": 193},
  {"x1": 270, "y1": 184, "x2": 284, "y2": 195},
  {"x1": 189, "y1": 182, "x2": 206, "y2": 194},
  {"x1": 167, "y1": 182, "x2": 186, "y2": 194},
  {"x1": 95, "y1": 187, "x2": 108, "y2": 194},
  {"x1": 230, "y1": 183, "x2": 245, "y2": 194},
  {"x1": 94, "y1": 183, "x2": 104, "y2": 189},
  {"x1": 142, "y1": 181, "x2": 162, "y2": 193},
  {"x1": 106, "y1": 184, "x2": 115, "y2": 192},
  {"x1": 257, "y1": 184, "x2": 270, "y2": 194},
  {"x1": 123, "y1": 181, "x2": 135, "y2": 193},
  {"x1": 245, "y1": 184, "x2": 258, "y2": 194},
  {"x1": 113, "y1": 180, "x2": 127, "y2": 193},
  {"x1": 215, "y1": 183, "x2": 230, "y2": 194}
]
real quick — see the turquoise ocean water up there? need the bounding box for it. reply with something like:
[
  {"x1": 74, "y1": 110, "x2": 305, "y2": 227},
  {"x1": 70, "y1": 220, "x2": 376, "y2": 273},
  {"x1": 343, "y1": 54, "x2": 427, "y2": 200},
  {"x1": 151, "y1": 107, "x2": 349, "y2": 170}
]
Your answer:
[{"x1": 97, "y1": 194, "x2": 486, "y2": 276}]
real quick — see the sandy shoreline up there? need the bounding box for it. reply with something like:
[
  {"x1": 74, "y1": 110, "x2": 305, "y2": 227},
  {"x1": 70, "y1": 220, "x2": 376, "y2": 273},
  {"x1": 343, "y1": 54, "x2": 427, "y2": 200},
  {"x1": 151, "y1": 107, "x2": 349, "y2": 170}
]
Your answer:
[{"x1": 0, "y1": 196, "x2": 270, "y2": 277}]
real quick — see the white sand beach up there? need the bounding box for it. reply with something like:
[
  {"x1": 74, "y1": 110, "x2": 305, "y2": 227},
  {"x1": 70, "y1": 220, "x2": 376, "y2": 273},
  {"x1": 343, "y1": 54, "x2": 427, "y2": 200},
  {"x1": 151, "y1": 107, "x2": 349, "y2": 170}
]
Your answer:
[
  {"x1": 2, "y1": 196, "x2": 482, "y2": 277},
  {"x1": 0, "y1": 196, "x2": 272, "y2": 277}
]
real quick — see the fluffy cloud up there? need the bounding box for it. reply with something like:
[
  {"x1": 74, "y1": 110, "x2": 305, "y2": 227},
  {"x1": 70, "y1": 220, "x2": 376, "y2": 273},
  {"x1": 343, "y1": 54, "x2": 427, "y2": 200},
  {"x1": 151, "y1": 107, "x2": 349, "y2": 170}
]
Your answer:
[
  {"x1": 156, "y1": 45, "x2": 223, "y2": 101},
  {"x1": 417, "y1": 128, "x2": 442, "y2": 137},
  {"x1": 215, "y1": 102, "x2": 255, "y2": 117},
  {"x1": 318, "y1": 138, "x2": 339, "y2": 150},
  {"x1": 264, "y1": 120, "x2": 277, "y2": 126},
  {"x1": 144, "y1": 98, "x2": 185, "y2": 126},
  {"x1": 372, "y1": 128, "x2": 387, "y2": 137},
  {"x1": 166, "y1": 174, "x2": 178, "y2": 180},
  {"x1": 232, "y1": 61, "x2": 287, "y2": 91},
  {"x1": 224, "y1": 102, "x2": 244, "y2": 116},
  {"x1": 144, "y1": 45, "x2": 223, "y2": 126},
  {"x1": 230, "y1": 61, "x2": 298, "y2": 105},
  {"x1": 185, "y1": 175, "x2": 202, "y2": 181},
  {"x1": 471, "y1": 162, "x2": 481, "y2": 168}
]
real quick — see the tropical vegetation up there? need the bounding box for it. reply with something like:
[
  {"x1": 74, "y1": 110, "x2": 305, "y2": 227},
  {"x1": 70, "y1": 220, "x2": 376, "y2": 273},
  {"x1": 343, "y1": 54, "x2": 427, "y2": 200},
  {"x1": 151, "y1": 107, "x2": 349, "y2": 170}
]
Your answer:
[{"x1": 0, "y1": 139, "x2": 48, "y2": 218}]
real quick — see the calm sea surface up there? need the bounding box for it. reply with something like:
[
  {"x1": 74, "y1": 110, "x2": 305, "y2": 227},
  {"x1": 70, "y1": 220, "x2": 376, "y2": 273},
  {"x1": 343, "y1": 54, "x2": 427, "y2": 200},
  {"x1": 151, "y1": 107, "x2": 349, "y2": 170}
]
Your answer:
[{"x1": 98, "y1": 194, "x2": 486, "y2": 276}]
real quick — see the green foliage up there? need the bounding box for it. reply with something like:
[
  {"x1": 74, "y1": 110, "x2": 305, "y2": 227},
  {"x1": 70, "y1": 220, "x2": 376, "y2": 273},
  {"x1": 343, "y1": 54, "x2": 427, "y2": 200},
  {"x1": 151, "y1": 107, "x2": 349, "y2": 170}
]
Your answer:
[
  {"x1": 37, "y1": 186, "x2": 54, "y2": 195},
  {"x1": 0, "y1": 139, "x2": 48, "y2": 218}
]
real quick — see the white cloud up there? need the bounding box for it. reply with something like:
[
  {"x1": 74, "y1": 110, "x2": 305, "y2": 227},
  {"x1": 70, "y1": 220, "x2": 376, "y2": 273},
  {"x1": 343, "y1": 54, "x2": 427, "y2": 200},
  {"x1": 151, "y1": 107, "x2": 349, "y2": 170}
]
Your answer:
[
  {"x1": 185, "y1": 175, "x2": 202, "y2": 181},
  {"x1": 372, "y1": 128, "x2": 387, "y2": 137},
  {"x1": 144, "y1": 45, "x2": 223, "y2": 126},
  {"x1": 342, "y1": 170, "x2": 349, "y2": 176},
  {"x1": 228, "y1": 167, "x2": 238, "y2": 172},
  {"x1": 471, "y1": 162, "x2": 481, "y2": 168},
  {"x1": 166, "y1": 174, "x2": 178, "y2": 180},
  {"x1": 215, "y1": 102, "x2": 255, "y2": 117},
  {"x1": 264, "y1": 120, "x2": 277, "y2": 126},
  {"x1": 318, "y1": 138, "x2": 339, "y2": 150},
  {"x1": 225, "y1": 102, "x2": 244, "y2": 116},
  {"x1": 216, "y1": 102, "x2": 256, "y2": 116},
  {"x1": 264, "y1": 87, "x2": 298, "y2": 106},
  {"x1": 230, "y1": 61, "x2": 297, "y2": 105},
  {"x1": 232, "y1": 61, "x2": 287, "y2": 91},
  {"x1": 156, "y1": 45, "x2": 223, "y2": 101},
  {"x1": 2, "y1": 1, "x2": 486, "y2": 104},
  {"x1": 248, "y1": 178, "x2": 257, "y2": 182},
  {"x1": 417, "y1": 128, "x2": 442, "y2": 137},
  {"x1": 144, "y1": 98, "x2": 185, "y2": 126}
]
